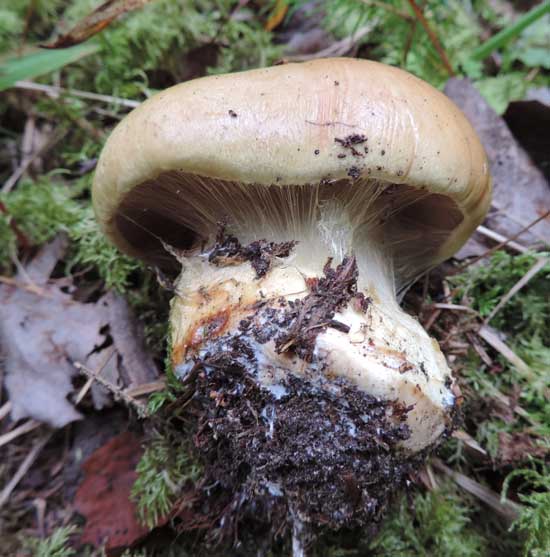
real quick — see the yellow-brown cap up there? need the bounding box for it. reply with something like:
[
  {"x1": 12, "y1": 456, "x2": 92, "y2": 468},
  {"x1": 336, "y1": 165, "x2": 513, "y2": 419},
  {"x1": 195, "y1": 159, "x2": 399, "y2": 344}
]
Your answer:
[{"x1": 92, "y1": 58, "x2": 491, "y2": 270}]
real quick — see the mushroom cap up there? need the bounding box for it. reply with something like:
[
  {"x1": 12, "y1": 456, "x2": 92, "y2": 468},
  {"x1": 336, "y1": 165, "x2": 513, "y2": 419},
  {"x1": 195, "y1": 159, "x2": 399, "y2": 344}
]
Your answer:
[{"x1": 92, "y1": 58, "x2": 491, "y2": 269}]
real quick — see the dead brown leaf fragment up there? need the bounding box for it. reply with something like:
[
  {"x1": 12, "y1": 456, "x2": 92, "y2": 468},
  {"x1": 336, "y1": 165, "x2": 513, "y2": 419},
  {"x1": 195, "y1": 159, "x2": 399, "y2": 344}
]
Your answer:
[
  {"x1": 444, "y1": 78, "x2": 550, "y2": 257},
  {"x1": 0, "y1": 235, "x2": 158, "y2": 427},
  {"x1": 74, "y1": 431, "x2": 149, "y2": 555},
  {"x1": 41, "y1": 0, "x2": 153, "y2": 49}
]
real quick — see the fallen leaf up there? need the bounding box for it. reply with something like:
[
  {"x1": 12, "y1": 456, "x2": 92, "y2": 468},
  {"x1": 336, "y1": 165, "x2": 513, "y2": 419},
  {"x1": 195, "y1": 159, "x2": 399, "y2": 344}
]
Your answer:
[
  {"x1": 74, "y1": 431, "x2": 149, "y2": 554},
  {"x1": 42, "y1": 0, "x2": 153, "y2": 49},
  {"x1": 0, "y1": 235, "x2": 105, "y2": 427},
  {"x1": 444, "y1": 78, "x2": 550, "y2": 258},
  {"x1": 265, "y1": 0, "x2": 289, "y2": 32},
  {"x1": 104, "y1": 291, "x2": 158, "y2": 386},
  {"x1": 0, "y1": 234, "x2": 158, "y2": 427}
]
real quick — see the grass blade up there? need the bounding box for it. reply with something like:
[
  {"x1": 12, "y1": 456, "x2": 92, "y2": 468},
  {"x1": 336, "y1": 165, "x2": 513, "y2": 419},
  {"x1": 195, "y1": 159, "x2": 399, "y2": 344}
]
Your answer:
[
  {"x1": 471, "y1": 1, "x2": 550, "y2": 61},
  {"x1": 0, "y1": 43, "x2": 99, "y2": 91}
]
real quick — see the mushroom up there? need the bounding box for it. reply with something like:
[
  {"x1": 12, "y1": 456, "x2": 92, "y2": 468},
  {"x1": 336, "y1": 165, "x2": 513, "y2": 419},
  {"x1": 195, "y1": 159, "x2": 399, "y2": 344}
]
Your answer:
[{"x1": 93, "y1": 58, "x2": 490, "y2": 538}]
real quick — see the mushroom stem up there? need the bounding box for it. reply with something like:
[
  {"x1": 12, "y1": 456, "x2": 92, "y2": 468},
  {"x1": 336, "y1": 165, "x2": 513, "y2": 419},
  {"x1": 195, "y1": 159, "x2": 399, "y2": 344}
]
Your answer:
[{"x1": 170, "y1": 225, "x2": 456, "y2": 454}]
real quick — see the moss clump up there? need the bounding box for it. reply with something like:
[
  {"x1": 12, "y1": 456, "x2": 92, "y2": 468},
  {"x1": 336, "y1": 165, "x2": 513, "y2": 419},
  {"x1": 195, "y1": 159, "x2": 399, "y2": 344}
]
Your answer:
[
  {"x1": 131, "y1": 433, "x2": 201, "y2": 529},
  {"x1": 370, "y1": 485, "x2": 487, "y2": 557},
  {"x1": 0, "y1": 177, "x2": 140, "y2": 291},
  {"x1": 504, "y1": 462, "x2": 550, "y2": 557},
  {"x1": 22, "y1": 525, "x2": 77, "y2": 557}
]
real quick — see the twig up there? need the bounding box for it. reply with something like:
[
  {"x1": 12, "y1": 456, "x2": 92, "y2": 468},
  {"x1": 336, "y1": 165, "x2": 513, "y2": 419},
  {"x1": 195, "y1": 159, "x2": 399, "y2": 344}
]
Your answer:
[
  {"x1": 491, "y1": 201, "x2": 550, "y2": 246},
  {"x1": 491, "y1": 389, "x2": 538, "y2": 427},
  {"x1": 360, "y1": 0, "x2": 413, "y2": 21},
  {"x1": 452, "y1": 429, "x2": 488, "y2": 457},
  {"x1": 125, "y1": 380, "x2": 166, "y2": 398},
  {"x1": 432, "y1": 458, "x2": 521, "y2": 524},
  {"x1": 74, "y1": 361, "x2": 148, "y2": 417},
  {"x1": 285, "y1": 25, "x2": 374, "y2": 61},
  {"x1": 405, "y1": 0, "x2": 454, "y2": 75},
  {"x1": 0, "y1": 432, "x2": 53, "y2": 509},
  {"x1": 460, "y1": 209, "x2": 550, "y2": 270},
  {"x1": 485, "y1": 257, "x2": 549, "y2": 324},
  {"x1": 0, "y1": 401, "x2": 12, "y2": 422},
  {"x1": 478, "y1": 325, "x2": 531, "y2": 375},
  {"x1": 0, "y1": 420, "x2": 41, "y2": 449},
  {"x1": 14, "y1": 80, "x2": 141, "y2": 108},
  {"x1": 0, "y1": 202, "x2": 30, "y2": 248},
  {"x1": 0, "y1": 275, "x2": 51, "y2": 297},
  {"x1": 74, "y1": 346, "x2": 117, "y2": 405},
  {"x1": 2, "y1": 128, "x2": 67, "y2": 193},
  {"x1": 433, "y1": 303, "x2": 479, "y2": 313},
  {"x1": 402, "y1": 19, "x2": 418, "y2": 66},
  {"x1": 476, "y1": 225, "x2": 528, "y2": 254},
  {"x1": 423, "y1": 308, "x2": 441, "y2": 332}
]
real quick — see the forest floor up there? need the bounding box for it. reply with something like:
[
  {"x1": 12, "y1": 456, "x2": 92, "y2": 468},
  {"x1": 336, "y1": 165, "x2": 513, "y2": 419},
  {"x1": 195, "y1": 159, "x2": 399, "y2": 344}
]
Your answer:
[{"x1": 0, "y1": 1, "x2": 549, "y2": 556}]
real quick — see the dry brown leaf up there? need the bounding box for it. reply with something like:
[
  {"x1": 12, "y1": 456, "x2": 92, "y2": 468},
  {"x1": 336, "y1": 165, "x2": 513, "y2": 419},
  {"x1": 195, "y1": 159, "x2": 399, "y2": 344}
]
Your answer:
[
  {"x1": 0, "y1": 235, "x2": 158, "y2": 427},
  {"x1": 0, "y1": 235, "x2": 106, "y2": 427},
  {"x1": 444, "y1": 78, "x2": 550, "y2": 257},
  {"x1": 74, "y1": 431, "x2": 149, "y2": 554},
  {"x1": 42, "y1": 0, "x2": 153, "y2": 49}
]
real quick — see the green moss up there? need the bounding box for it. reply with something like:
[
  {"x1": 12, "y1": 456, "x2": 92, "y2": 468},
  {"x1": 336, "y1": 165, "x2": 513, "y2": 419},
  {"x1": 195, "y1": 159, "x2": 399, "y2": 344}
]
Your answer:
[
  {"x1": 131, "y1": 433, "x2": 201, "y2": 529},
  {"x1": 60, "y1": 0, "x2": 281, "y2": 97},
  {"x1": 504, "y1": 463, "x2": 550, "y2": 557},
  {"x1": 0, "y1": 177, "x2": 140, "y2": 291},
  {"x1": 2, "y1": 177, "x2": 83, "y2": 245},
  {"x1": 451, "y1": 252, "x2": 550, "y2": 446},
  {"x1": 23, "y1": 525, "x2": 77, "y2": 557},
  {"x1": 68, "y1": 205, "x2": 141, "y2": 291},
  {"x1": 369, "y1": 485, "x2": 487, "y2": 557}
]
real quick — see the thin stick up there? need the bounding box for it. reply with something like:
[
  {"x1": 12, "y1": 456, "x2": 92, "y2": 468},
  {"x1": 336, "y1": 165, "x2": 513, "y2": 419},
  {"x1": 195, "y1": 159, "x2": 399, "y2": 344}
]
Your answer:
[
  {"x1": 491, "y1": 202, "x2": 549, "y2": 246},
  {"x1": 452, "y1": 429, "x2": 488, "y2": 457},
  {"x1": 433, "y1": 303, "x2": 479, "y2": 313},
  {"x1": 125, "y1": 380, "x2": 166, "y2": 398},
  {"x1": 360, "y1": 0, "x2": 413, "y2": 21},
  {"x1": 476, "y1": 225, "x2": 528, "y2": 254},
  {"x1": 432, "y1": 458, "x2": 521, "y2": 523},
  {"x1": 0, "y1": 420, "x2": 41, "y2": 449},
  {"x1": 74, "y1": 346, "x2": 117, "y2": 404},
  {"x1": 406, "y1": 0, "x2": 454, "y2": 75},
  {"x1": 485, "y1": 257, "x2": 549, "y2": 324},
  {"x1": 478, "y1": 325, "x2": 531, "y2": 375},
  {"x1": 74, "y1": 361, "x2": 147, "y2": 417},
  {"x1": 2, "y1": 128, "x2": 67, "y2": 193},
  {"x1": 14, "y1": 80, "x2": 140, "y2": 108},
  {"x1": 285, "y1": 25, "x2": 374, "y2": 62},
  {"x1": 460, "y1": 209, "x2": 550, "y2": 270},
  {"x1": 0, "y1": 401, "x2": 12, "y2": 422},
  {"x1": 0, "y1": 433, "x2": 53, "y2": 509}
]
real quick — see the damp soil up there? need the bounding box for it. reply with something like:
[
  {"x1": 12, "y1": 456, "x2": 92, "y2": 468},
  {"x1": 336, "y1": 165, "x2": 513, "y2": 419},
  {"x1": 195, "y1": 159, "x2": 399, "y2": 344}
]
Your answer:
[
  {"x1": 208, "y1": 224, "x2": 296, "y2": 278},
  {"x1": 169, "y1": 255, "x2": 426, "y2": 553},
  {"x1": 176, "y1": 338, "x2": 422, "y2": 553}
]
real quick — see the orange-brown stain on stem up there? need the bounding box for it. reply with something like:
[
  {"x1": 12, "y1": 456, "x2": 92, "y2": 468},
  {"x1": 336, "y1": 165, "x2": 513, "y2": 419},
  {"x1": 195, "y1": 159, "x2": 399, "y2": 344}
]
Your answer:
[{"x1": 172, "y1": 308, "x2": 231, "y2": 366}]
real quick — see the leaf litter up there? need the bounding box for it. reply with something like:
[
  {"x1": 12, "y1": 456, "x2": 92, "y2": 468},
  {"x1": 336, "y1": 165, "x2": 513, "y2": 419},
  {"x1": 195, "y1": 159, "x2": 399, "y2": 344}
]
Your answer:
[{"x1": 0, "y1": 234, "x2": 158, "y2": 428}]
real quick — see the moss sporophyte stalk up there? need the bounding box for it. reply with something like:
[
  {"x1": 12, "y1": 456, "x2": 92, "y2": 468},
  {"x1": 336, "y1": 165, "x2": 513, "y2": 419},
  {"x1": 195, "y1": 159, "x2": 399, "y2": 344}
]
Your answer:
[{"x1": 92, "y1": 59, "x2": 491, "y2": 548}]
